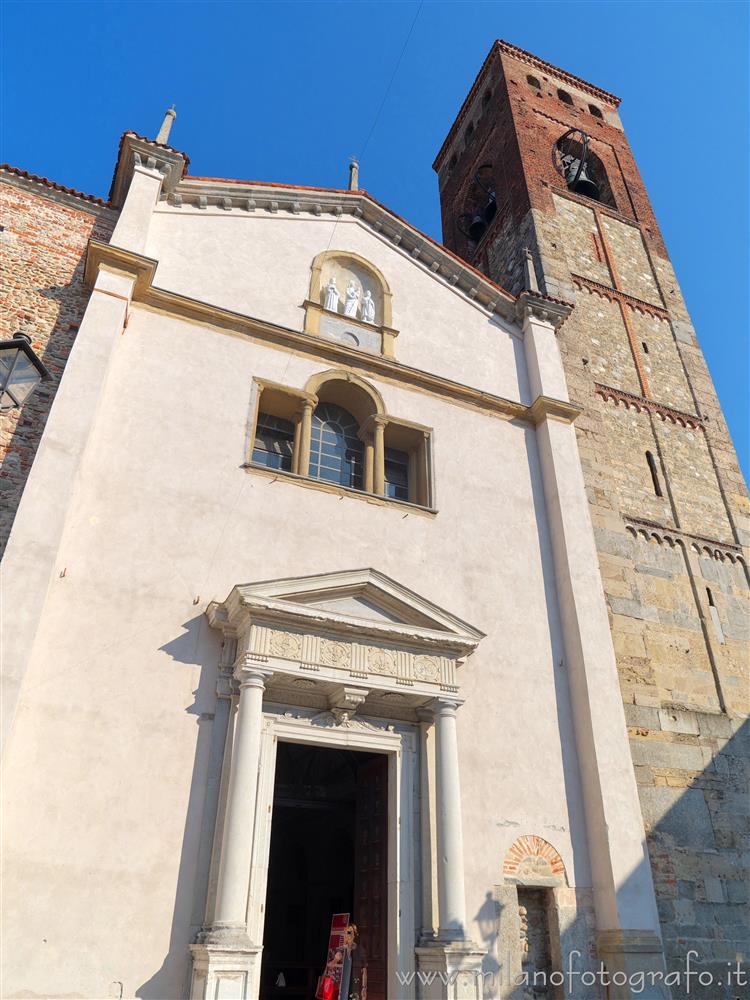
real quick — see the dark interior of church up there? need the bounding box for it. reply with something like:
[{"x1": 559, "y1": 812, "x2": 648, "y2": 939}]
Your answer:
[{"x1": 259, "y1": 743, "x2": 387, "y2": 1000}]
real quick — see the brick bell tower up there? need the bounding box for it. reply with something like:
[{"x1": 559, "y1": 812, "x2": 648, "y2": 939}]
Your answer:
[{"x1": 436, "y1": 40, "x2": 749, "y2": 993}]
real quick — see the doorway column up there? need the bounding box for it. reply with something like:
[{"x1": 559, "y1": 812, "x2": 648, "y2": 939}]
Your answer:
[
  {"x1": 416, "y1": 699, "x2": 485, "y2": 999},
  {"x1": 433, "y1": 699, "x2": 467, "y2": 941},
  {"x1": 212, "y1": 663, "x2": 272, "y2": 935},
  {"x1": 190, "y1": 661, "x2": 272, "y2": 1000}
]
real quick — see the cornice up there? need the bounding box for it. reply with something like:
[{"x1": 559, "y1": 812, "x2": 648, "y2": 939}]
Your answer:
[
  {"x1": 623, "y1": 516, "x2": 744, "y2": 564},
  {"x1": 545, "y1": 182, "x2": 642, "y2": 230},
  {"x1": 165, "y1": 178, "x2": 518, "y2": 322},
  {"x1": 495, "y1": 40, "x2": 620, "y2": 106},
  {"x1": 84, "y1": 241, "x2": 157, "y2": 295},
  {"x1": 229, "y1": 596, "x2": 479, "y2": 655},
  {"x1": 109, "y1": 133, "x2": 188, "y2": 208},
  {"x1": 515, "y1": 291, "x2": 572, "y2": 330},
  {"x1": 434, "y1": 38, "x2": 620, "y2": 170},
  {"x1": 528, "y1": 395, "x2": 583, "y2": 426},
  {"x1": 85, "y1": 240, "x2": 536, "y2": 424},
  {"x1": 594, "y1": 383, "x2": 703, "y2": 430},
  {"x1": 572, "y1": 274, "x2": 669, "y2": 319}
]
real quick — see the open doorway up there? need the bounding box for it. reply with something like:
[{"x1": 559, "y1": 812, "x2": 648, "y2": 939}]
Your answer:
[{"x1": 259, "y1": 743, "x2": 388, "y2": 1000}]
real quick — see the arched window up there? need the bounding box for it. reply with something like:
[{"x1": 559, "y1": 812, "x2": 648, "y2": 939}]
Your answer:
[
  {"x1": 557, "y1": 132, "x2": 617, "y2": 209},
  {"x1": 557, "y1": 89, "x2": 574, "y2": 105},
  {"x1": 527, "y1": 74, "x2": 541, "y2": 90},
  {"x1": 457, "y1": 162, "x2": 497, "y2": 250},
  {"x1": 309, "y1": 402, "x2": 365, "y2": 490},
  {"x1": 249, "y1": 371, "x2": 433, "y2": 508},
  {"x1": 589, "y1": 104, "x2": 603, "y2": 119}
]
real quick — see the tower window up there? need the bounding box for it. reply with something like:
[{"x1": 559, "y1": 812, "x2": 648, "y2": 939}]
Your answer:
[
  {"x1": 646, "y1": 451, "x2": 663, "y2": 497},
  {"x1": 482, "y1": 89, "x2": 492, "y2": 107},
  {"x1": 706, "y1": 588, "x2": 726, "y2": 644},
  {"x1": 642, "y1": 341, "x2": 649, "y2": 354},
  {"x1": 589, "y1": 104, "x2": 604, "y2": 118},
  {"x1": 466, "y1": 121, "x2": 475, "y2": 139},
  {"x1": 527, "y1": 74, "x2": 541, "y2": 90},
  {"x1": 450, "y1": 153, "x2": 458, "y2": 168},
  {"x1": 557, "y1": 89, "x2": 574, "y2": 105}
]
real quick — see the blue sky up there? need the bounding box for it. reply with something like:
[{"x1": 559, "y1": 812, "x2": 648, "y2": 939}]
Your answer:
[{"x1": 3, "y1": 1, "x2": 747, "y2": 475}]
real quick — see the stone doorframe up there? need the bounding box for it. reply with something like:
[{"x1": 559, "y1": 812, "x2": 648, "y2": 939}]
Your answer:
[
  {"x1": 493, "y1": 835, "x2": 601, "y2": 1000},
  {"x1": 249, "y1": 707, "x2": 418, "y2": 998},
  {"x1": 189, "y1": 568, "x2": 488, "y2": 1000}
]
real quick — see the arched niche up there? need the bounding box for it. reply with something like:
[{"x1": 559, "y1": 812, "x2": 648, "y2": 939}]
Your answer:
[{"x1": 304, "y1": 250, "x2": 398, "y2": 358}]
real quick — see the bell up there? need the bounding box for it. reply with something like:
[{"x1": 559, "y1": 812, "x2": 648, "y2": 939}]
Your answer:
[
  {"x1": 566, "y1": 161, "x2": 600, "y2": 200},
  {"x1": 468, "y1": 213, "x2": 487, "y2": 241}
]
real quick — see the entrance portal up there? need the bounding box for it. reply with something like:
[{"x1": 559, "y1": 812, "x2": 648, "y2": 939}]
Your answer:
[{"x1": 259, "y1": 743, "x2": 388, "y2": 1000}]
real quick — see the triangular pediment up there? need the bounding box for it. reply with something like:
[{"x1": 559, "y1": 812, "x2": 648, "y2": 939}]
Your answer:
[{"x1": 208, "y1": 568, "x2": 484, "y2": 648}]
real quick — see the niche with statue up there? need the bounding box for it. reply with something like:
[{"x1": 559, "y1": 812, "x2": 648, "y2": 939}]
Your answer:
[{"x1": 305, "y1": 251, "x2": 397, "y2": 357}]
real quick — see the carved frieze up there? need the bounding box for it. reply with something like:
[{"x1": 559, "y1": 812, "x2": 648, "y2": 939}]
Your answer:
[
  {"x1": 413, "y1": 655, "x2": 440, "y2": 682},
  {"x1": 248, "y1": 623, "x2": 456, "y2": 691},
  {"x1": 366, "y1": 646, "x2": 398, "y2": 676},
  {"x1": 320, "y1": 638, "x2": 351, "y2": 668},
  {"x1": 268, "y1": 629, "x2": 303, "y2": 659}
]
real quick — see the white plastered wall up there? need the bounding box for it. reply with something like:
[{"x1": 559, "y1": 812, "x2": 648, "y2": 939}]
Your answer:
[{"x1": 1, "y1": 212, "x2": 631, "y2": 999}]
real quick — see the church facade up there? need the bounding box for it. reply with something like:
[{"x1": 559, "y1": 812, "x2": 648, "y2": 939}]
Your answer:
[{"x1": 1, "y1": 41, "x2": 747, "y2": 1000}]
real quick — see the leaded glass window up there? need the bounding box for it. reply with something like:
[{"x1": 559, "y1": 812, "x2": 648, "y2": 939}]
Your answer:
[
  {"x1": 384, "y1": 447, "x2": 410, "y2": 502},
  {"x1": 309, "y1": 403, "x2": 364, "y2": 490},
  {"x1": 252, "y1": 412, "x2": 295, "y2": 472}
]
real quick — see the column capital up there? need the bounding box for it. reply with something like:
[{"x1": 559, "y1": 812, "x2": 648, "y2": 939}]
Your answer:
[
  {"x1": 233, "y1": 659, "x2": 273, "y2": 689},
  {"x1": 431, "y1": 697, "x2": 462, "y2": 718},
  {"x1": 360, "y1": 413, "x2": 389, "y2": 436}
]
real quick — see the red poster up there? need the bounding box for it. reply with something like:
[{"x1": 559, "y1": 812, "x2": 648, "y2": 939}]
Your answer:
[{"x1": 316, "y1": 914, "x2": 353, "y2": 1000}]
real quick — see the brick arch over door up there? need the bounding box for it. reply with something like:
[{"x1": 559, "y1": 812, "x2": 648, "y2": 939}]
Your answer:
[{"x1": 503, "y1": 834, "x2": 566, "y2": 881}]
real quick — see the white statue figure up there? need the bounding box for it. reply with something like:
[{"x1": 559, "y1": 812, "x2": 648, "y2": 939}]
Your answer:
[
  {"x1": 361, "y1": 289, "x2": 376, "y2": 324},
  {"x1": 343, "y1": 280, "x2": 360, "y2": 318},
  {"x1": 324, "y1": 276, "x2": 340, "y2": 312}
]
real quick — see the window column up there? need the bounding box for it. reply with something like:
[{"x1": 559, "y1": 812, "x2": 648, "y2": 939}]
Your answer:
[
  {"x1": 298, "y1": 398, "x2": 316, "y2": 478},
  {"x1": 363, "y1": 434, "x2": 375, "y2": 493},
  {"x1": 291, "y1": 410, "x2": 302, "y2": 474},
  {"x1": 373, "y1": 415, "x2": 387, "y2": 495}
]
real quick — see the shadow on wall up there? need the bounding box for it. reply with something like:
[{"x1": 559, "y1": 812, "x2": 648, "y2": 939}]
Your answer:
[
  {"x1": 474, "y1": 718, "x2": 749, "y2": 1000},
  {"x1": 136, "y1": 614, "x2": 223, "y2": 1000},
  {"x1": 131, "y1": 581, "x2": 748, "y2": 997},
  {"x1": 635, "y1": 714, "x2": 749, "y2": 1000}
]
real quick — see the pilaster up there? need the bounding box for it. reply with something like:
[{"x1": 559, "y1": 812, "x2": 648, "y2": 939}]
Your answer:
[
  {"x1": 520, "y1": 298, "x2": 669, "y2": 996},
  {"x1": 0, "y1": 266, "x2": 134, "y2": 758}
]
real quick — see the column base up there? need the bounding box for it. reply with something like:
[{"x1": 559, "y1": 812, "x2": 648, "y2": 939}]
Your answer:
[
  {"x1": 189, "y1": 926, "x2": 261, "y2": 1000},
  {"x1": 597, "y1": 929, "x2": 671, "y2": 999},
  {"x1": 415, "y1": 941, "x2": 486, "y2": 1000}
]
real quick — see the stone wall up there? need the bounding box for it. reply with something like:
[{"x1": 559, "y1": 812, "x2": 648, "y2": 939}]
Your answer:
[
  {"x1": 0, "y1": 173, "x2": 115, "y2": 556},
  {"x1": 628, "y1": 706, "x2": 749, "y2": 1000},
  {"x1": 436, "y1": 40, "x2": 750, "y2": 993}
]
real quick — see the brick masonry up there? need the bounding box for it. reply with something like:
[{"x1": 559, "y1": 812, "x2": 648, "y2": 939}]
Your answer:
[
  {"x1": 0, "y1": 173, "x2": 116, "y2": 556},
  {"x1": 437, "y1": 41, "x2": 750, "y2": 996}
]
